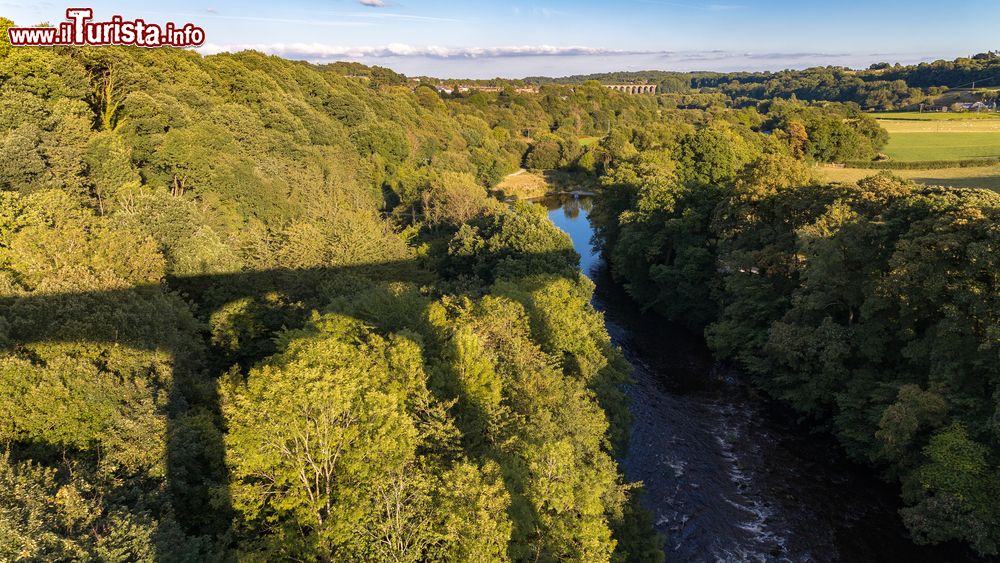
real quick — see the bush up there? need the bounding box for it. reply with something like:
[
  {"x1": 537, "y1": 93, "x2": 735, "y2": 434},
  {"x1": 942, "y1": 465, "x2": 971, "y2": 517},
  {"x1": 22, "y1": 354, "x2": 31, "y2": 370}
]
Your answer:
[{"x1": 842, "y1": 157, "x2": 1000, "y2": 169}]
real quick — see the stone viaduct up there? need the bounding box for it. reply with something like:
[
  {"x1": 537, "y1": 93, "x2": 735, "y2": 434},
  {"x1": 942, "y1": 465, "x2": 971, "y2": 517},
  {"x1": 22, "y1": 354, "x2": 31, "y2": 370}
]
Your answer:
[{"x1": 604, "y1": 84, "x2": 657, "y2": 94}]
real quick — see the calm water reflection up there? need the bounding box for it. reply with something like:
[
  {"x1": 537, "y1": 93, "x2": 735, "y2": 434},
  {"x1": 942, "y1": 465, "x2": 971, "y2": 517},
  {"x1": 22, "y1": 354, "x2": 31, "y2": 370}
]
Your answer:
[{"x1": 539, "y1": 195, "x2": 600, "y2": 276}]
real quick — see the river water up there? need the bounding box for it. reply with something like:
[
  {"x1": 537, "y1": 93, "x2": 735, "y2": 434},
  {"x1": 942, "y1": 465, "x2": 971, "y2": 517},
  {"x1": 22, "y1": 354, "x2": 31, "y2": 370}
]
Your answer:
[{"x1": 542, "y1": 195, "x2": 983, "y2": 563}]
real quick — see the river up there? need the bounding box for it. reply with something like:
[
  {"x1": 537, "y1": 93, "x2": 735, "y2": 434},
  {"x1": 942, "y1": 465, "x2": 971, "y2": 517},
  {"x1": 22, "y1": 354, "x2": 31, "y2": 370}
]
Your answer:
[{"x1": 542, "y1": 195, "x2": 983, "y2": 563}]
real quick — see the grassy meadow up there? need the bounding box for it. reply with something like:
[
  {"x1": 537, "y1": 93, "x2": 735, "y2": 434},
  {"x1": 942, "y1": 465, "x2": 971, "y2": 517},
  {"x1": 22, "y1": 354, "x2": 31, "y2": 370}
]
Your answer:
[
  {"x1": 881, "y1": 132, "x2": 1000, "y2": 161},
  {"x1": 494, "y1": 169, "x2": 550, "y2": 199},
  {"x1": 876, "y1": 114, "x2": 1000, "y2": 161},
  {"x1": 819, "y1": 164, "x2": 1000, "y2": 192},
  {"x1": 870, "y1": 111, "x2": 1000, "y2": 121},
  {"x1": 822, "y1": 111, "x2": 1000, "y2": 190}
]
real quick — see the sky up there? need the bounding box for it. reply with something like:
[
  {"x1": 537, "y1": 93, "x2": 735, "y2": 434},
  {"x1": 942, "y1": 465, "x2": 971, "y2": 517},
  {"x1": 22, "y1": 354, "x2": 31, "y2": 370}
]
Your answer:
[{"x1": 2, "y1": 0, "x2": 996, "y2": 78}]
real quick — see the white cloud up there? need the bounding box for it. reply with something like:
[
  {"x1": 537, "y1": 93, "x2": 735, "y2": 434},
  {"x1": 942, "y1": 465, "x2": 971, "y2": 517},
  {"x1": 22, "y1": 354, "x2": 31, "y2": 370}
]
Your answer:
[
  {"x1": 191, "y1": 43, "x2": 923, "y2": 79},
  {"x1": 329, "y1": 11, "x2": 460, "y2": 22},
  {"x1": 197, "y1": 42, "x2": 853, "y2": 64},
  {"x1": 707, "y1": 4, "x2": 746, "y2": 11},
  {"x1": 633, "y1": 0, "x2": 745, "y2": 10},
  {"x1": 198, "y1": 43, "x2": 656, "y2": 59},
  {"x1": 175, "y1": 12, "x2": 375, "y2": 27},
  {"x1": 359, "y1": 0, "x2": 386, "y2": 6},
  {"x1": 0, "y1": 1, "x2": 52, "y2": 10}
]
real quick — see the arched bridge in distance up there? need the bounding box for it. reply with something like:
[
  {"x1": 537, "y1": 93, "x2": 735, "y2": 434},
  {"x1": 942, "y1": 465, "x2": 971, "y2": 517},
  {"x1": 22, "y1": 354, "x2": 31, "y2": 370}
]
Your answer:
[{"x1": 604, "y1": 84, "x2": 657, "y2": 94}]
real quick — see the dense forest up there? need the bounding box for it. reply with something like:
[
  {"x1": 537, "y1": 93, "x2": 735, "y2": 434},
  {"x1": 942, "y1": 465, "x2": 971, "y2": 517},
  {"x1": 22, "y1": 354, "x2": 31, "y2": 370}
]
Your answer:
[
  {"x1": 0, "y1": 18, "x2": 672, "y2": 560},
  {"x1": 0, "y1": 13, "x2": 998, "y2": 560},
  {"x1": 587, "y1": 104, "x2": 1000, "y2": 556}
]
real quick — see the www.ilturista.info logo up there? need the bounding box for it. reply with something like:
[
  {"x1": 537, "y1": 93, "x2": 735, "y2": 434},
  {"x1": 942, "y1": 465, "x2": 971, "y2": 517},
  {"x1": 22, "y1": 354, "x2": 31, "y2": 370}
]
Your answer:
[{"x1": 7, "y1": 8, "x2": 205, "y2": 47}]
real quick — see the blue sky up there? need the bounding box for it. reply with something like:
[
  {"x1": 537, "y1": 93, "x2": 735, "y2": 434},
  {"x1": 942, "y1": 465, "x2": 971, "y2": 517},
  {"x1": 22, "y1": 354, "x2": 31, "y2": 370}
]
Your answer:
[{"x1": 3, "y1": 1, "x2": 996, "y2": 78}]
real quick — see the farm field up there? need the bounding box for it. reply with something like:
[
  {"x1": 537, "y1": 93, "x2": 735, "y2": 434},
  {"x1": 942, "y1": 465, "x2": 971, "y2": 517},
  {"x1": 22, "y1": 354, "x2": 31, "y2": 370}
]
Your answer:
[
  {"x1": 818, "y1": 164, "x2": 1000, "y2": 192},
  {"x1": 878, "y1": 119, "x2": 1000, "y2": 133},
  {"x1": 870, "y1": 111, "x2": 1000, "y2": 121},
  {"x1": 880, "y1": 132, "x2": 1000, "y2": 161},
  {"x1": 871, "y1": 112, "x2": 1000, "y2": 162}
]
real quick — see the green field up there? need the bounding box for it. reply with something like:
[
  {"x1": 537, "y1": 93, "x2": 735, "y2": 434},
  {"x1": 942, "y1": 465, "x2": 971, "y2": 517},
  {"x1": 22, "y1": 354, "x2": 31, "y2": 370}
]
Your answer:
[
  {"x1": 871, "y1": 111, "x2": 1000, "y2": 121},
  {"x1": 874, "y1": 113, "x2": 1000, "y2": 162},
  {"x1": 579, "y1": 136, "x2": 601, "y2": 147},
  {"x1": 819, "y1": 164, "x2": 1000, "y2": 192},
  {"x1": 881, "y1": 132, "x2": 1000, "y2": 161},
  {"x1": 828, "y1": 113, "x2": 1000, "y2": 190},
  {"x1": 878, "y1": 119, "x2": 1000, "y2": 133}
]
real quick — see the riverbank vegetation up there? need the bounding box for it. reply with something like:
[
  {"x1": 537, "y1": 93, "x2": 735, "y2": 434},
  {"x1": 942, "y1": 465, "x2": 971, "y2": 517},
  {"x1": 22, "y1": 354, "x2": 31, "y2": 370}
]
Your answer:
[{"x1": 587, "y1": 108, "x2": 1000, "y2": 557}]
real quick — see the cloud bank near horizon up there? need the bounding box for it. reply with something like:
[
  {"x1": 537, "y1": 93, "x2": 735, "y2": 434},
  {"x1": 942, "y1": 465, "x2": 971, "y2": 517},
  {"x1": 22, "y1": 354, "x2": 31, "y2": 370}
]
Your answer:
[
  {"x1": 195, "y1": 42, "x2": 919, "y2": 78},
  {"x1": 198, "y1": 43, "x2": 660, "y2": 59}
]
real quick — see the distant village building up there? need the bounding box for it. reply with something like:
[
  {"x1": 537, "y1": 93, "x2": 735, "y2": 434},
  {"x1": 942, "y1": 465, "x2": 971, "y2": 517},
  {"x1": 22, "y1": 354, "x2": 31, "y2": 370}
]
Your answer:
[
  {"x1": 435, "y1": 84, "x2": 539, "y2": 95},
  {"x1": 457, "y1": 85, "x2": 503, "y2": 93},
  {"x1": 961, "y1": 101, "x2": 995, "y2": 111},
  {"x1": 918, "y1": 104, "x2": 949, "y2": 112}
]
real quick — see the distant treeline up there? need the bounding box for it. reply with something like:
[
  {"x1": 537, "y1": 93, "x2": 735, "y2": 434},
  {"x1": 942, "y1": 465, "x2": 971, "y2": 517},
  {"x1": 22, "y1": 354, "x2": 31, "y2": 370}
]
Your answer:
[{"x1": 526, "y1": 53, "x2": 1000, "y2": 110}]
